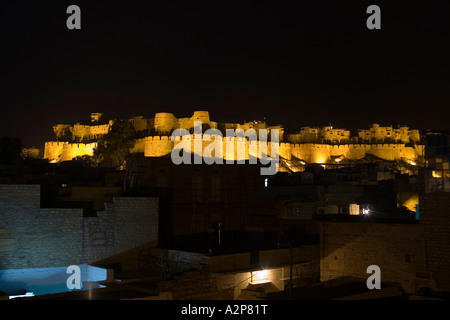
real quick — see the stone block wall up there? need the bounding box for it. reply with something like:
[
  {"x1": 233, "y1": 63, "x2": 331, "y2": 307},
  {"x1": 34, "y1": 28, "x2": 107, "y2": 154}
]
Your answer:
[
  {"x1": 44, "y1": 113, "x2": 426, "y2": 165},
  {"x1": 320, "y1": 222, "x2": 429, "y2": 293},
  {"x1": 43, "y1": 141, "x2": 67, "y2": 161},
  {"x1": 83, "y1": 197, "x2": 158, "y2": 265},
  {"x1": 420, "y1": 192, "x2": 450, "y2": 291},
  {"x1": 0, "y1": 185, "x2": 158, "y2": 271},
  {"x1": 61, "y1": 142, "x2": 97, "y2": 161},
  {"x1": 44, "y1": 132, "x2": 425, "y2": 166}
]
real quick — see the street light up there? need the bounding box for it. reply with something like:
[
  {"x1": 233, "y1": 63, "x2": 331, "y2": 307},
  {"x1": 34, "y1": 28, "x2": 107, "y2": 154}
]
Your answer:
[{"x1": 251, "y1": 269, "x2": 269, "y2": 283}]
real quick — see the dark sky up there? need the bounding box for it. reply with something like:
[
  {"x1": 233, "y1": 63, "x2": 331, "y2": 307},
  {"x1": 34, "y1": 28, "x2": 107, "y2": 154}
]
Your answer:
[{"x1": 1, "y1": 1, "x2": 449, "y2": 147}]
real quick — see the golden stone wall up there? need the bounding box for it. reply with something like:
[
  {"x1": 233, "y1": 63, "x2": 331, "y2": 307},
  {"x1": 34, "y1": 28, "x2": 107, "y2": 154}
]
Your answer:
[
  {"x1": 44, "y1": 136, "x2": 424, "y2": 164},
  {"x1": 44, "y1": 141, "x2": 67, "y2": 161},
  {"x1": 53, "y1": 124, "x2": 72, "y2": 139},
  {"x1": 144, "y1": 136, "x2": 174, "y2": 157},
  {"x1": 153, "y1": 111, "x2": 218, "y2": 134},
  {"x1": 71, "y1": 123, "x2": 111, "y2": 142},
  {"x1": 289, "y1": 143, "x2": 424, "y2": 163},
  {"x1": 154, "y1": 113, "x2": 177, "y2": 133},
  {"x1": 43, "y1": 113, "x2": 425, "y2": 166},
  {"x1": 44, "y1": 141, "x2": 97, "y2": 162},
  {"x1": 61, "y1": 143, "x2": 97, "y2": 161}
]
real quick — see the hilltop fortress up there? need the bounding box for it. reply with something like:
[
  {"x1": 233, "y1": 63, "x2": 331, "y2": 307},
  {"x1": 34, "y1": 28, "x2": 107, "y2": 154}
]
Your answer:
[{"x1": 43, "y1": 111, "x2": 424, "y2": 169}]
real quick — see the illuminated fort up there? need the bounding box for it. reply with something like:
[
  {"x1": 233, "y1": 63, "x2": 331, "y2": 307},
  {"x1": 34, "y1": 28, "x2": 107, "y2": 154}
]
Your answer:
[{"x1": 42, "y1": 111, "x2": 425, "y2": 169}]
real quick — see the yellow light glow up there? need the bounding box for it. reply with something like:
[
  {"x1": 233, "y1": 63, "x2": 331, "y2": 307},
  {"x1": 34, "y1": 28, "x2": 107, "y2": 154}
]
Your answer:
[{"x1": 432, "y1": 171, "x2": 442, "y2": 178}]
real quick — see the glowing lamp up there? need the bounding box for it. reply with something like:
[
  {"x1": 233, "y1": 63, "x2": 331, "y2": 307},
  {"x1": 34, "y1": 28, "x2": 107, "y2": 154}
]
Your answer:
[{"x1": 251, "y1": 269, "x2": 269, "y2": 283}]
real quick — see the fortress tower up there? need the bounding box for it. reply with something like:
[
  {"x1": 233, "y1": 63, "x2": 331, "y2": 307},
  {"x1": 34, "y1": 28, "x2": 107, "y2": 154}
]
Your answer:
[
  {"x1": 191, "y1": 111, "x2": 211, "y2": 123},
  {"x1": 154, "y1": 112, "x2": 177, "y2": 133}
]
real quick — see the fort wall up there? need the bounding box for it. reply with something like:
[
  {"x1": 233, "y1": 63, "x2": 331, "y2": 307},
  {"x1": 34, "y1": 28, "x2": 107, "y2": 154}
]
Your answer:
[
  {"x1": 43, "y1": 113, "x2": 425, "y2": 165},
  {"x1": 72, "y1": 123, "x2": 110, "y2": 141},
  {"x1": 130, "y1": 137, "x2": 145, "y2": 154},
  {"x1": 144, "y1": 136, "x2": 174, "y2": 157},
  {"x1": 44, "y1": 142, "x2": 97, "y2": 162},
  {"x1": 61, "y1": 143, "x2": 97, "y2": 161},
  {"x1": 155, "y1": 112, "x2": 177, "y2": 133},
  {"x1": 72, "y1": 124, "x2": 91, "y2": 141},
  {"x1": 88, "y1": 124, "x2": 110, "y2": 137},
  {"x1": 171, "y1": 135, "x2": 281, "y2": 161},
  {"x1": 44, "y1": 141, "x2": 68, "y2": 161},
  {"x1": 53, "y1": 124, "x2": 72, "y2": 139},
  {"x1": 289, "y1": 143, "x2": 424, "y2": 163},
  {"x1": 44, "y1": 136, "x2": 425, "y2": 164}
]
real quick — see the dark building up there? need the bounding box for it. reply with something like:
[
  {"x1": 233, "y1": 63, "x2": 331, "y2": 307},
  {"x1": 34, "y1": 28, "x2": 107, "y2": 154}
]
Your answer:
[
  {"x1": 124, "y1": 155, "x2": 279, "y2": 254},
  {"x1": 420, "y1": 131, "x2": 450, "y2": 291}
]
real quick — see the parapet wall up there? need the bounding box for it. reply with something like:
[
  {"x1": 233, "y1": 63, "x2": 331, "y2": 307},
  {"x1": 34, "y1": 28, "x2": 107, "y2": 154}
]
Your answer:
[
  {"x1": 44, "y1": 141, "x2": 68, "y2": 161},
  {"x1": 44, "y1": 136, "x2": 425, "y2": 164},
  {"x1": 291, "y1": 143, "x2": 424, "y2": 163},
  {"x1": 44, "y1": 141, "x2": 97, "y2": 162},
  {"x1": 83, "y1": 197, "x2": 158, "y2": 266},
  {"x1": 72, "y1": 123, "x2": 110, "y2": 141},
  {"x1": 144, "y1": 136, "x2": 174, "y2": 157},
  {"x1": 45, "y1": 113, "x2": 425, "y2": 164}
]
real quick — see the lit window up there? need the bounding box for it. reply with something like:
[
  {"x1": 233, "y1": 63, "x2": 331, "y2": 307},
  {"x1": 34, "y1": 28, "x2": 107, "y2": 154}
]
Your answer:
[{"x1": 432, "y1": 171, "x2": 442, "y2": 178}]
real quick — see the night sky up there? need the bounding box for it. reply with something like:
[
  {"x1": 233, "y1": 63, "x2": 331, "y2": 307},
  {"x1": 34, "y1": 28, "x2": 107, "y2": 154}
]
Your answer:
[{"x1": 1, "y1": 1, "x2": 449, "y2": 147}]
